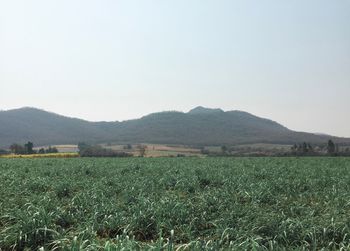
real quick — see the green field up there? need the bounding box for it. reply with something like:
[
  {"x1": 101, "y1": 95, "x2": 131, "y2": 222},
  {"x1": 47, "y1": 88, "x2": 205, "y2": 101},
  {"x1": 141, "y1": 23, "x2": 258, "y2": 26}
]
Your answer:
[{"x1": 1, "y1": 158, "x2": 350, "y2": 250}]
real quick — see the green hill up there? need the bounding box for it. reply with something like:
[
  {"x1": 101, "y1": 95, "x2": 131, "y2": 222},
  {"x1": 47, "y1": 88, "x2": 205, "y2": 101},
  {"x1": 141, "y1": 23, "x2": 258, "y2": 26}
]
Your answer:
[{"x1": 0, "y1": 107, "x2": 348, "y2": 147}]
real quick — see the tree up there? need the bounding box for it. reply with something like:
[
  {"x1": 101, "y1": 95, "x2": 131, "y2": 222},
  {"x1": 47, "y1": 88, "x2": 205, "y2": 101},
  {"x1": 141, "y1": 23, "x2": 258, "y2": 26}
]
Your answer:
[
  {"x1": 10, "y1": 143, "x2": 25, "y2": 154},
  {"x1": 200, "y1": 147, "x2": 210, "y2": 155},
  {"x1": 297, "y1": 144, "x2": 302, "y2": 153},
  {"x1": 327, "y1": 140, "x2": 335, "y2": 154},
  {"x1": 307, "y1": 143, "x2": 313, "y2": 152},
  {"x1": 38, "y1": 148, "x2": 46, "y2": 154},
  {"x1": 137, "y1": 145, "x2": 147, "y2": 157},
  {"x1": 78, "y1": 142, "x2": 90, "y2": 153},
  {"x1": 302, "y1": 142, "x2": 308, "y2": 153},
  {"x1": 79, "y1": 144, "x2": 132, "y2": 157},
  {"x1": 123, "y1": 144, "x2": 132, "y2": 150},
  {"x1": 24, "y1": 141, "x2": 34, "y2": 154},
  {"x1": 221, "y1": 145, "x2": 227, "y2": 155},
  {"x1": 46, "y1": 146, "x2": 59, "y2": 153},
  {"x1": 335, "y1": 144, "x2": 339, "y2": 153}
]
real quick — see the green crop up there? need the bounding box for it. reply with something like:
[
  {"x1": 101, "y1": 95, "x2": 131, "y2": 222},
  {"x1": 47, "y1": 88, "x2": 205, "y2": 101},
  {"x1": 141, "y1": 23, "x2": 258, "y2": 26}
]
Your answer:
[{"x1": 1, "y1": 157, "x2": 350, "y2": 250}]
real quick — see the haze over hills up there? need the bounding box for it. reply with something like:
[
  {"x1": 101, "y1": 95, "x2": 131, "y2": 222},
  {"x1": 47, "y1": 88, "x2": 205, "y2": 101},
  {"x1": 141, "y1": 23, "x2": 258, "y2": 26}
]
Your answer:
[{"x1": 0, "y1": 106, "x2": 349, "y2": 148}]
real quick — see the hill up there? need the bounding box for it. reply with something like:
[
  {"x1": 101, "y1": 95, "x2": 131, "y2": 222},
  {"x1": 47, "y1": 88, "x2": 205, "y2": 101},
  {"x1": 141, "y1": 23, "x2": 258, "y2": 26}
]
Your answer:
[
  {"x1": 0, "y1": 107, "x2": 349, "y2": 148},
  {"x1": 0, "y1": 107, "x2": 116, "y2": 147}
]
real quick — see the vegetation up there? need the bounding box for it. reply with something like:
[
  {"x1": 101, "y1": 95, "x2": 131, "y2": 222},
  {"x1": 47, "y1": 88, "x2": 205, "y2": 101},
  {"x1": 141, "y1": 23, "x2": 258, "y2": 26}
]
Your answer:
[
  {"x1": 10, "y1": 142, "x2": 37, "y2": 155},
  {"x1": 123, "y1": 144, "x2": 133, "y2": 150},
  {"x1": 0, "y1": 152, "x2": 78, "y2": 158},
  {"x1": 78, "y1": 142, "x2": 132, "y2": 157},
  {"x1": 0, "y1": 148, "x2": 9, "y2": 155},
  {"x1": 327, "y1": 139, "x2": 336, "y2": 154},
  {"x1": 199, "y1": 140, "x2": 350, "y2": 157},
  {"x1": 24, "y1": 141, "x2": 35, "y2": 154},
  {"x1": 136, "y1": 144, "x2": 148, "y2": 157},
  {"x1": 9, "y1": 142, "x2": 59, "y2": 155},
  {"x1": 2, "y1": 107, "x2": 350, "y2": 148},
  {"x1": 38, "y1": 146, "x2": 59, "y2": 154},
  {"x1": 9, "y1": 143, "x2": 27, "y2": 154},
  {"x1": 1, "y1": 157, "x2": 350, "y2": 250},
  {"x1": 220, "y1": 145, "x2": 227, "y2": 155}
]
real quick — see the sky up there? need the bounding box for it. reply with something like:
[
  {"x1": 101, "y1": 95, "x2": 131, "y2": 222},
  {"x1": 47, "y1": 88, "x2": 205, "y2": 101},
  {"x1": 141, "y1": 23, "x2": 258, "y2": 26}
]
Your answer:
[{"x1": 0, "y1": 0, "x2": 349, "y2": 137}]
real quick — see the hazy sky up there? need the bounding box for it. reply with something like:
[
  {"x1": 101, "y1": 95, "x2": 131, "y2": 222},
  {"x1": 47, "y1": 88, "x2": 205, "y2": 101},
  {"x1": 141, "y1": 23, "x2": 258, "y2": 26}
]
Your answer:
[{"x1": 0, "y1": 1, "x2": 349, "y2": 137}]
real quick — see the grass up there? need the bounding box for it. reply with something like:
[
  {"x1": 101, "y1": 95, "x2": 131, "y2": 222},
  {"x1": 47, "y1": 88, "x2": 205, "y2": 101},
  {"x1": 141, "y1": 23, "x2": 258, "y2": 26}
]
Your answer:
[{"x1": 0, "y1": 157, "x2": 350, "y2": 250}]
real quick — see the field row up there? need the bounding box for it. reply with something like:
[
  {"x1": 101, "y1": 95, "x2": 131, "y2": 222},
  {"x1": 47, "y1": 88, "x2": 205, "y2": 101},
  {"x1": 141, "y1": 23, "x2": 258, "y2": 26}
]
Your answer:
[{"x1": 1, "y1": 157, "x2": 350, "y2": 250}]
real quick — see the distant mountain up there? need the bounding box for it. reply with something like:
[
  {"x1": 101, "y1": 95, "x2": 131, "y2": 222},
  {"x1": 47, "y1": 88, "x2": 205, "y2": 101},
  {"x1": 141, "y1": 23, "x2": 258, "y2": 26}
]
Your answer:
[
  {"x1": 0, "y1": 107, "x2": 115, "y2": 147},
  {"x1": 0, "y1": 106, "x2": 349, "y2": 148},
  {"x1": 188, "y1": 106, "x2": 224, "y2": 114}
]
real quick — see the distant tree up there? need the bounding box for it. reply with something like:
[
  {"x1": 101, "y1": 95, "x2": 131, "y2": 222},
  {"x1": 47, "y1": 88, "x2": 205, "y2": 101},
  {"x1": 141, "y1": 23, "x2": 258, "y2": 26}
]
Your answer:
[
  {"x1": 327, "y1": 140, "x2": 335, "y2": 154},
  {"x1": 335, "y1": 144, "x2": 339, "y2": 153},
  {"x1": 10, "y1": 143, "x2": 25, "y2": 154},
  {"x1": 79, "y1": 144, "x2": 132, "y2": 157},
  {"x1": 24, "y1": 141, "x2": 35, "y2": 154},
  {"x1": 345, "y1": 147, "x2": 350, "y2": 153},
  {"x1": 78, "y1": 142, "x2": 90, "y2": 153},
  {"x1": 123, "y1": 144, "x2": 132, "y2": 150},
  {"x1": 291, "y1": 142, "x2": 313, "y2": 156},
  {"x1": 137, "y1": 145, "x2": 147, "y2": 157},
  {"x1": 38, "y1": 148, "x2": 46, "y2": 154},
  {"x1": 200, "y1": 147, "x2": 210, "y2": 155},
  {"x1": 9, "y1": 144, "x2": 17, "y2": 153},
  {"x1": 297, "y1": 144, "x2": 302, "y2": 153},
  {"x1": 221, "y1": 145, "x2": 227, "y2": 155},
  {"x1": 307, "y1": 143, "x2": 313, "y2": 152},
  {"x1": 46, "y1": 146, "x2": 59, "y2": 153},
  {"x1": 302, "y1": 142, "x2": 308, "y2": 153}
]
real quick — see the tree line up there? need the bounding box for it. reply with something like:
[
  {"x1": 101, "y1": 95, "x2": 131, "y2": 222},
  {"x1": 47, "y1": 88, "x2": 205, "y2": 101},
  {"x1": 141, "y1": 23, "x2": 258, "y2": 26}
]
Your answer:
[
  {"x1": 8, "y1": 142, "x2": 58, "y2": 155},
  {"x1": 78, "y1": 143, "x2": 133, "y2": 157},
  {"x1": 203, "y1": 139, "x2": 350, "y2": 157},
  {"x1": 290, "y1": 140, "x2": 349, "y2": 156}
]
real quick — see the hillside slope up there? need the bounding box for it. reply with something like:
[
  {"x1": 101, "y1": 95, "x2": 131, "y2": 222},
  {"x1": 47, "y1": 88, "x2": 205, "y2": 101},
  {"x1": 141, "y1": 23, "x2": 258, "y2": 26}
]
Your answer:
[
  {"x1": 0, "y1": 107, "x2": 348, "y2": 147},
  {"x1": 0, "y1": 108, "x2": 116, "y2": 146}
]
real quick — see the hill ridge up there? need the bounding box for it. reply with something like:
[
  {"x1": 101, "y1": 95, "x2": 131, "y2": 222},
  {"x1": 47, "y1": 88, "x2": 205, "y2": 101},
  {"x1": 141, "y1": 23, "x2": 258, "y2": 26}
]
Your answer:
[{"x1": 0, "y1": 107, "x2": 349, "y2": 147}]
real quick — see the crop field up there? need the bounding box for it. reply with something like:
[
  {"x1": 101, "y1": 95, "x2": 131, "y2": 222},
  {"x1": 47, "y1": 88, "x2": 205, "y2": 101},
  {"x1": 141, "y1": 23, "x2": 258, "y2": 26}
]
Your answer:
[{"x1": 1, "y1": 157, "x2": 350, "y2": 250}]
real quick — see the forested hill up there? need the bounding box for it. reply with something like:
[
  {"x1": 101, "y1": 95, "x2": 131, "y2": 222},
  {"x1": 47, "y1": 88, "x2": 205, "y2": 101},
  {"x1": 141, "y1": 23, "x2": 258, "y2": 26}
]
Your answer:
[{"x1": 0, "y1": 106, "x2": 348, "y2": 147}]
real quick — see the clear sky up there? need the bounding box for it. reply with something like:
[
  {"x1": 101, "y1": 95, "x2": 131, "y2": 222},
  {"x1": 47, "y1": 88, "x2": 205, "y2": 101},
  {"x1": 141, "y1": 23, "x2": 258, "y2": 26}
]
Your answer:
[{"x1": 0, "y1": 0, "x2": 349, "y2": 137}]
